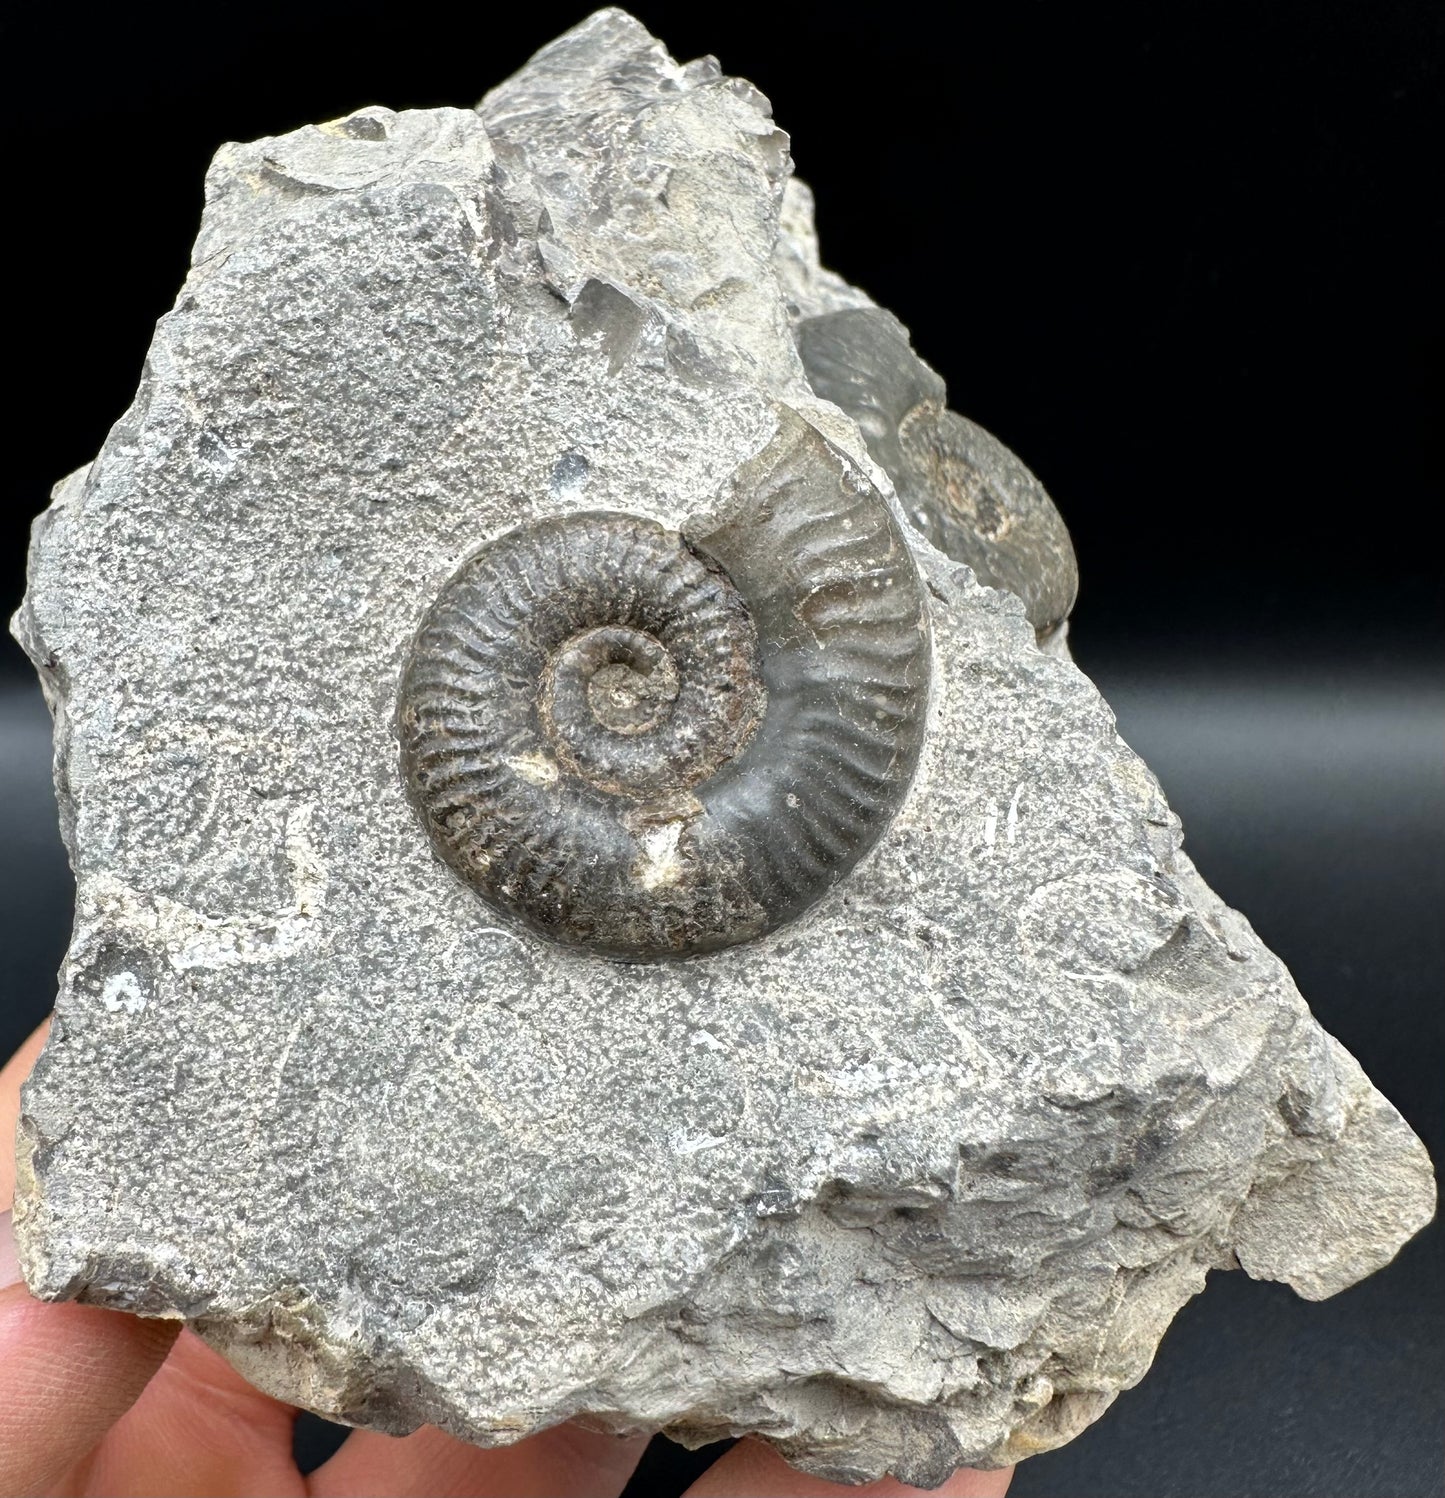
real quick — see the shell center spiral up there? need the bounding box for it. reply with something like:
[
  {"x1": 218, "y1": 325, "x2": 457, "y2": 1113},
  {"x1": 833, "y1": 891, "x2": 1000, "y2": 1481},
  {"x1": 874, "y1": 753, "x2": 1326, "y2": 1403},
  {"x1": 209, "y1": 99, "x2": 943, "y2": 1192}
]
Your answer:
[{"x1": 549, "y1": 625, "x2": 679, "y2": 739}]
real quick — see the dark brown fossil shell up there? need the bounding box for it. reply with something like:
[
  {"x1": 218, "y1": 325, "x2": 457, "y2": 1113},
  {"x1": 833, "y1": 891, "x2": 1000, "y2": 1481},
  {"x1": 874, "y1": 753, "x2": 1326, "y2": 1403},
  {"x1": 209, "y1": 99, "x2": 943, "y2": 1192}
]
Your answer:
[
  {"x1": 398, "y1": 420, "x2": 931, "y2": 960},
  {"x1": 796, "y1": 307, "x2": 1079, "y2": 640}
]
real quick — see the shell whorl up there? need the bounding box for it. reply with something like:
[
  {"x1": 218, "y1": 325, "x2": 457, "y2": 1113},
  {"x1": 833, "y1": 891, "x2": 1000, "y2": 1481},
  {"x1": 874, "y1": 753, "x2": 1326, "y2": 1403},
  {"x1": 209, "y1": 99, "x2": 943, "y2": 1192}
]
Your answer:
[
  {"x1": 398, "y1": 421, "x2": 931, "y2": 960},
  {"x1": 796, "y1": 307, "x2": 1079, "y2": 639}
]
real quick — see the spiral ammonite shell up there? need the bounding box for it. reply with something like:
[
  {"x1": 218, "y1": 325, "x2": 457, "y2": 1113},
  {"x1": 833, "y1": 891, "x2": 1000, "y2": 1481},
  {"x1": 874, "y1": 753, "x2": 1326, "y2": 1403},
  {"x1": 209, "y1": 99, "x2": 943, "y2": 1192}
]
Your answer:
[
  {"x1": 398, "y1": 420, "x2": 931, "y2": 960},
  {"x1": 796, "y1": 307, "x2": 1079, "y2": 639}
]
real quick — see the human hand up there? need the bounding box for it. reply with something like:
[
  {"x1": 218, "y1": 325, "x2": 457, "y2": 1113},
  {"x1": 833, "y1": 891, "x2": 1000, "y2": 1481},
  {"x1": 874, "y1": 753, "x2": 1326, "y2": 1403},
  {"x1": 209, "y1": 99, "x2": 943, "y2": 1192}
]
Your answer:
[{"x1": 0, "y1": 1022, "x2": 1012, "y2": 1497}]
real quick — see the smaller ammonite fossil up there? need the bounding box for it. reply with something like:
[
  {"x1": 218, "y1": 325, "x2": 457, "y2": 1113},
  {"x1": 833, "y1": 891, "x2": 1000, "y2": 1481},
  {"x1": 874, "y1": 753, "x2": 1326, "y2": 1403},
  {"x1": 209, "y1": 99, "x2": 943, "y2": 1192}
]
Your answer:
[
  {"x1": 796, "y1": 307, "x2": 1079, "y2": 640},
  {"x1": 398, "y1": 419, "x2": 931, "y2": 960}
]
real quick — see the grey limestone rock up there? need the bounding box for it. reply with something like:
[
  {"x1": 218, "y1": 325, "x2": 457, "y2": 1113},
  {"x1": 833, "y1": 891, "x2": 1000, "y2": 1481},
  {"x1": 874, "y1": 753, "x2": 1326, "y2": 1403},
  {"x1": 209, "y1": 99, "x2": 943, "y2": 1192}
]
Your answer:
[{"x1": 9, "y1": 9, "x2": 1434, "y2": 1485}]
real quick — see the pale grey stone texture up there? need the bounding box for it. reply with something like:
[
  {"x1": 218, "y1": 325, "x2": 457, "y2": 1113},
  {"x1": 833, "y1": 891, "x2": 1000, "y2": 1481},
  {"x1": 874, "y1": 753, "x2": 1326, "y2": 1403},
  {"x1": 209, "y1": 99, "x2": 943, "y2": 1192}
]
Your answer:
[{"x1": 10, "y1": 9, "x2": 1434, "y2": 1485}]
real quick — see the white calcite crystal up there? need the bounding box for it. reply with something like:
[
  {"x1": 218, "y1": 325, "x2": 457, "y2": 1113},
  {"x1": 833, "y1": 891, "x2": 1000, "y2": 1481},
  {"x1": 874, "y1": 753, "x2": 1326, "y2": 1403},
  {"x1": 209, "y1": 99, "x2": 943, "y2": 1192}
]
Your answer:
[{"x1": 10, "y1": 10, "x2": 1433, "y2": 1485}]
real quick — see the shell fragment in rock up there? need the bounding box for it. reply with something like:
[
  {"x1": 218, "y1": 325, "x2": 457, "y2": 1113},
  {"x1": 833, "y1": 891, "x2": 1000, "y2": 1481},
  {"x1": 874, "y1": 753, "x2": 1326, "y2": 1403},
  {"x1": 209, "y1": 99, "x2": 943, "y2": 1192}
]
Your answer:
[
  {"x1": 398, "y1": 417, "x2": 931, "y2": 959},
  {"x1": 796, "y1": 306, "x2": 1079, "y2": 638}
]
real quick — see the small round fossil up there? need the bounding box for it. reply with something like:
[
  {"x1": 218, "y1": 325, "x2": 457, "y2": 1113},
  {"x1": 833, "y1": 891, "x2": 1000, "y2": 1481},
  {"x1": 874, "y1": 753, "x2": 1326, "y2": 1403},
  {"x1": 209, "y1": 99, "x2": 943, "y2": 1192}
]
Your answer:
[
  {"x1": 398, "y1": 436, "x2": 930, "y2": 960},
  {"x1": 796, "y1": 307, "x2": 1078, "y2": 639},
  {"x1": 896, "y1": 403, "x2": 1079, "y2": 639}
]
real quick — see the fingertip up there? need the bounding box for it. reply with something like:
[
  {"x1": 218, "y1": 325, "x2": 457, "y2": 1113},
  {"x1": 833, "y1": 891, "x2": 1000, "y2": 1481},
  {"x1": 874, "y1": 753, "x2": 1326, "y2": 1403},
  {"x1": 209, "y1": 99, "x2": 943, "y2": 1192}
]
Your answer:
[
  {"x1": 0, "y1": 1211, "x2": 18, "y2": 1291},
  {"x1": 681, "y1": 1437, "x2": 1013, "y2": 1497},
  {"x1": 0, "y1": 1279, "x2": 181, "y2": 1495},
  {"x1": 1, "y1": 1019, "x2": 52, "y2": 1215},
  {"x1": 306, "y1": 1419, "x2": 650, "y2": 1498}
]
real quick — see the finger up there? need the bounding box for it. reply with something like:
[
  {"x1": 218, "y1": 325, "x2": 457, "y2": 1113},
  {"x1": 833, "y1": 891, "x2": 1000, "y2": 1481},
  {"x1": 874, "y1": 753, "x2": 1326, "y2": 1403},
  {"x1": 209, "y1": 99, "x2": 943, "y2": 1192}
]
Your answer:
[
  {"x1": 307, "y1": 1420, "x2": 649, "y2": 1498},
  {"x1": 0, "y1": 1211, "x2": 181, "y2": 1498},
  {"x1": 1, "y1": 1018, "x2": 51, "y2": 1212},
  {"x1": 681, "y1": 1438, "x2": 1013, "y2": 1498},
  {"x1": 77, "y1": 1327, "x2": 306, "y2": 1498}
]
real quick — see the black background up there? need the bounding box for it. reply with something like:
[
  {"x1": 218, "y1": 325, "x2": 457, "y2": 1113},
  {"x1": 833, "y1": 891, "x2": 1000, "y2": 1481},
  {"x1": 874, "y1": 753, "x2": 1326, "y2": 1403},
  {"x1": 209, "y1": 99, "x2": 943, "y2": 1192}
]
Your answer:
[{"x1": 1, "y1": 2, "x2": 1440, "y2": 1495}]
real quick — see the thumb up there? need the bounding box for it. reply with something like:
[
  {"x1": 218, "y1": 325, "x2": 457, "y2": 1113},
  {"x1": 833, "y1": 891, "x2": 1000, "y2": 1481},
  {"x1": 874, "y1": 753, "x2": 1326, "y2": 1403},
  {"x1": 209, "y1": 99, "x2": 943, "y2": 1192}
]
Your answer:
[{"x1": 0, "y1": 1210, "x2": 180, "y2": 1497}]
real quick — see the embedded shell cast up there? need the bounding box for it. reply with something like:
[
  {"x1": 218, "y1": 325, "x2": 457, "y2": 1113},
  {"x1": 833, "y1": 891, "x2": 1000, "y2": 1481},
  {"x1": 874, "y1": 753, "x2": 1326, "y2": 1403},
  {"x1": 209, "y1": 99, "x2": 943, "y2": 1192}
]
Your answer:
[
  {"x1": 9, "y1": 9, "x2": 1435, "y2": 1489},
  {"x1": 398, "y1": 418, "x2": 930, "y2": 959}
]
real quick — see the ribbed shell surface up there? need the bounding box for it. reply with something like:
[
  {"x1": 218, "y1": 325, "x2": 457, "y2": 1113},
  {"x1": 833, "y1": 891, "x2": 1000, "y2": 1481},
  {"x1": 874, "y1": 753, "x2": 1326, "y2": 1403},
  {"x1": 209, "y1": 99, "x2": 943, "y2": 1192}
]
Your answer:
[{"x1": 398, "y1": 432, "x2": 930, "y2": 959}]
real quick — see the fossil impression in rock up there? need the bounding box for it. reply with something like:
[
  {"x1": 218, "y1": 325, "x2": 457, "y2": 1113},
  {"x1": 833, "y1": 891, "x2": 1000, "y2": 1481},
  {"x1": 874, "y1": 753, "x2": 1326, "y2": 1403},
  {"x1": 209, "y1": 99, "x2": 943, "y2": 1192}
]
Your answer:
[{"x1": 9, "y1": 8, "x2": 1434, "y2": 1489}]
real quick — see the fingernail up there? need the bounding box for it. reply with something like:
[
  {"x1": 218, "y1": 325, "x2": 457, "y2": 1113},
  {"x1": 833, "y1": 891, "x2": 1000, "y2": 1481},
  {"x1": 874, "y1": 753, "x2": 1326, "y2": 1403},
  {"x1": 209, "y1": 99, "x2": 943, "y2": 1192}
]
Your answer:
[{"x1": 0, "y1": 1210, "x2": 21, "y2": 1289}]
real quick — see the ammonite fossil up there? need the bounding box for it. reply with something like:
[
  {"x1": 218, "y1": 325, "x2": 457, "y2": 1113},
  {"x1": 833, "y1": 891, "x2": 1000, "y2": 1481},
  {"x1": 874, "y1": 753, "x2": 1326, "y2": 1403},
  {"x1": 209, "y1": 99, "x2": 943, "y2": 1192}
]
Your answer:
[
  {"x1": 797, "y1": 307, "x2": 1079, "y2": 639},
  {"x1": 398, "y1": 420, "x2": 930, "y2": 960}
]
